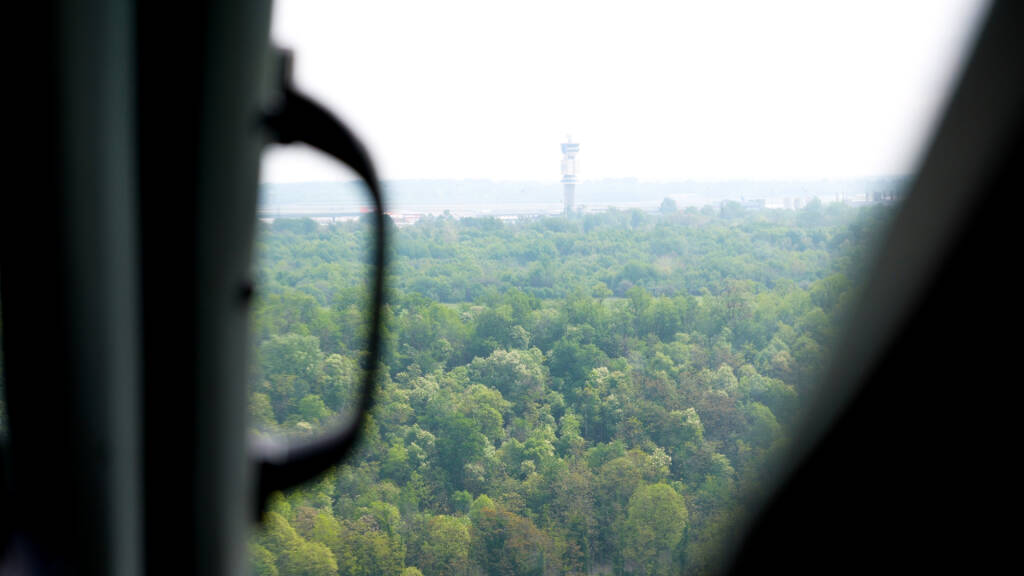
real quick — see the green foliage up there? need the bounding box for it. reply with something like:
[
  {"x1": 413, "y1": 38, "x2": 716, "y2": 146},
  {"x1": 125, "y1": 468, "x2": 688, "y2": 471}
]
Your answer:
[
  {"x1": 280, "y1": 540, "x2": 337, "y2": 576},
  {"x1": 411, "y1": 515, "x2": 470, "y2": 576},
  {"x1": 256, "y1": 510, "x2": 338, "y2": 576},
  {"x1": 249, "y1": 542, "x2": 278, "y2": 576},
  {"x1": 470, "y1": 505, "x2": 553, "y2": 575},
  {"x1": 623, "y1": 483, "x2": 688, "y2": 575},
  {"x1": 298, "y1": 394, "x2": 331, "y2": 427},
  {"x1": 249, "y1": 205, "x2": 884, "y2": 574}
]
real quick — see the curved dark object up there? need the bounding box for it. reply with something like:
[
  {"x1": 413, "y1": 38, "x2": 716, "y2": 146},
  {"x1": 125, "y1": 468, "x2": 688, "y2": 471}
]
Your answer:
[{"x1": 254, "y1": 55, "x2": 387, "y2": 512}]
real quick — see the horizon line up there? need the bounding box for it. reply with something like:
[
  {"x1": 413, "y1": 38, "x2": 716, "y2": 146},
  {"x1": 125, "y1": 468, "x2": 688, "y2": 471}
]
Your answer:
[{"x1": 261, "y1": 174, "x2": 912, "y2": 186}]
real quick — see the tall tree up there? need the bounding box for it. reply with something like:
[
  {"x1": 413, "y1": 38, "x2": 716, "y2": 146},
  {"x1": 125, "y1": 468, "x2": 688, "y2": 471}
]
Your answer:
[{"x1": 622, "y1": 484, "x2": 688, "y2": 575}]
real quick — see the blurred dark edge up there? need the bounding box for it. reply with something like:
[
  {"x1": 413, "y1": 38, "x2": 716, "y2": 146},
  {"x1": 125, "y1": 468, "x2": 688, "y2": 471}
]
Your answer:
[{"x1": 727, "y1": 1, "x2": 1023, "y2": 572}]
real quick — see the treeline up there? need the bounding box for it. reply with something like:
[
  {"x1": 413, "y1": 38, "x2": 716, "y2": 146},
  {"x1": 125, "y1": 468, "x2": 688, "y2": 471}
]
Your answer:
[{"x1": 248, "y1": 200, "x2": 889, "y2": 575}]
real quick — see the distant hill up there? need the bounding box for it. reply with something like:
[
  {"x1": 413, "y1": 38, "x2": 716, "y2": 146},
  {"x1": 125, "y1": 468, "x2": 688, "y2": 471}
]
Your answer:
[{"x1": 259, "y1": 177, "x2": 909, "y2": 215}]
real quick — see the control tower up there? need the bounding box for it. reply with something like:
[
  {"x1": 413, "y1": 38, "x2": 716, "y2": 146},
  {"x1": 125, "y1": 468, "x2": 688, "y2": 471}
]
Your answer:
[{"x1": 561, "y1": 137, "x2": 580, "y2": 216}]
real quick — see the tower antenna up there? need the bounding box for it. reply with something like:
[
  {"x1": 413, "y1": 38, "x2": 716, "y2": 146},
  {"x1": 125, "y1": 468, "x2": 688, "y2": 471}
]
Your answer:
[{"x1": 560, "y1": 137, "x2": 580, "y2": 216}]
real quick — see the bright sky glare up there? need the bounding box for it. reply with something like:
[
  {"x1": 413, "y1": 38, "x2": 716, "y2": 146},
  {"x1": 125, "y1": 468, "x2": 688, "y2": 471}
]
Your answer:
[{"x1": 262, "y1": 0, "x2": 988, "y2": 183}]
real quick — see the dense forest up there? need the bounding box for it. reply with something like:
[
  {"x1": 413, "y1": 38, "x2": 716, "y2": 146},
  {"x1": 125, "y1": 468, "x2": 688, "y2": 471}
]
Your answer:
[{"x1": 247, "y1": 199, "x2": 890, "y2": 575}]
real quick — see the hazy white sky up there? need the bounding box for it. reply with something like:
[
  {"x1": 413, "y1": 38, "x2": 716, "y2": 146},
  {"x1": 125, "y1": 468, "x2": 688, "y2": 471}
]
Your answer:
[{"x1": 262, "y1": 0, "x2": 988, "y2": 183}]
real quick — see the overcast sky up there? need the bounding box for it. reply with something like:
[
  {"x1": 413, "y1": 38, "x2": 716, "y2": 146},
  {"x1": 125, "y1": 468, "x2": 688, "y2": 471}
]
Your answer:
[{"x1": 261, "y1": 0, "x2": 988, "y2": 183}]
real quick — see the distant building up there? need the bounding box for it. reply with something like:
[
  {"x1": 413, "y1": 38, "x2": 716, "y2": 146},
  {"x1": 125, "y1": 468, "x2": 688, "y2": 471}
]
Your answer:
[{"x1": 561, "y1": 137, "x2": 580, "y2": 216}]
